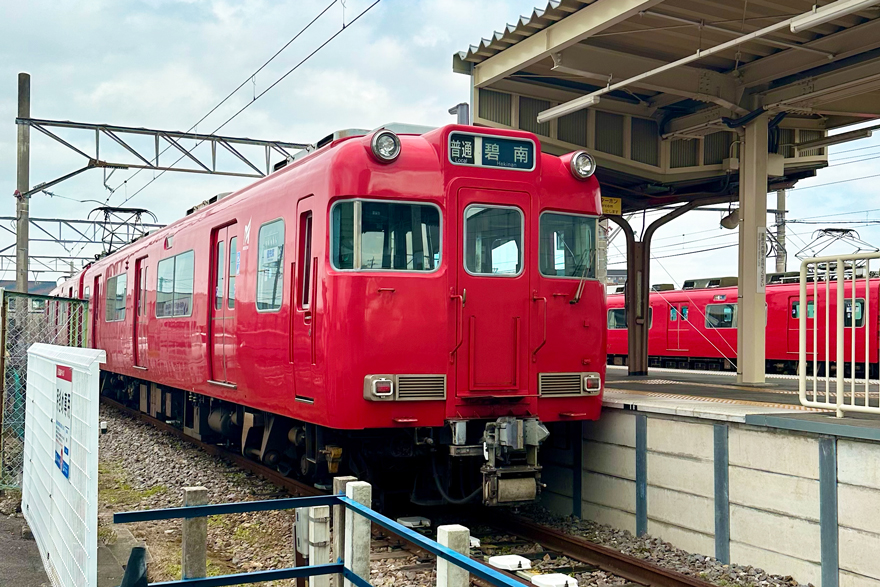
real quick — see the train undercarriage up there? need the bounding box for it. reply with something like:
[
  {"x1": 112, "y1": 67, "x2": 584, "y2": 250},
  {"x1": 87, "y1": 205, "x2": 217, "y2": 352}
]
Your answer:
[{"x1": 101, "y1": 372, "x2": 549, "y2": 507}]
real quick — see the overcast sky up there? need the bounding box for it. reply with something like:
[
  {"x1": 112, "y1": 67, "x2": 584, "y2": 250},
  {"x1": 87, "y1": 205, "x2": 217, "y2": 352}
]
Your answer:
[{"x1": 3, "y1": 0, "x2": 880, "y2": 284}]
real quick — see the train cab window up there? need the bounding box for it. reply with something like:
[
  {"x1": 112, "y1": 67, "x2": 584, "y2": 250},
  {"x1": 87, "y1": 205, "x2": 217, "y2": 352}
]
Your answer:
[
  {"x1": 607, "y1": 308, "x2": 653, "y2": 329},
  {"x1": 156, "y1": 250, "x2": 194, "y2": 318},
  {"x1": 538, "y1": 213, "x2": 596, "y2": 278},
  {"x1": 105, "y1": 273, "x2": 127, "y2": 322},
  {"x1": 465, "y1": 205, "x2": 522, "y2": 276},
  {"x1": 331, "y1": 200, "x2": 441, "y2": 271},
  {"x1": 791, "y1": 300, "x2": 815, "y2": 319},
  {"x1": 257, "y1": 219, "x2": 285, "y2": 312},
  {"x1": 845, "y1": 299, "x2": 865, "y2": 328},
  {"x1": 706, "y1": 303, "x2": 737, "y2": 329},
  {"x1": 228, "y1": 237, "x2": 237, "y2": 309}
]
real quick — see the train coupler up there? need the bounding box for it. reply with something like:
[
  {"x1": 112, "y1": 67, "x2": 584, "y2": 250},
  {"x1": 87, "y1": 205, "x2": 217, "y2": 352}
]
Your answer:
[{"x1": 480, "y1": 416, "x2": 550, "y2": 506}]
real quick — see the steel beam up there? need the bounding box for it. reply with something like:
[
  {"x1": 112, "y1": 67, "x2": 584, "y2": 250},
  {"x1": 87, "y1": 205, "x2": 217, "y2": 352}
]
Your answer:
[{"x1": 16, "y1": 74, "x2": 30, "y2": 293}]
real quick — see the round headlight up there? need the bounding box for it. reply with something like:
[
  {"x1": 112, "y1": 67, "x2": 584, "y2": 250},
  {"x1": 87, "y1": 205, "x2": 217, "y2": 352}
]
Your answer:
[
  {"x1": 371, "y1": 130, "x2": 401, "y2": 162},
  {"x1": 570, "y1": 151, "x2": 596, "y2": 179}
]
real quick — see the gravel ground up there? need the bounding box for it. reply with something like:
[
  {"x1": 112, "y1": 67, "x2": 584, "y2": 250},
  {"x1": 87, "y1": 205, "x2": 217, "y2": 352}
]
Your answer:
[
  {"x1": 521, "y1": 507, "x2": 810, "y2": 587},
  {"x1": 99, "y1": 404, "x2": 435, "y2": 586}
]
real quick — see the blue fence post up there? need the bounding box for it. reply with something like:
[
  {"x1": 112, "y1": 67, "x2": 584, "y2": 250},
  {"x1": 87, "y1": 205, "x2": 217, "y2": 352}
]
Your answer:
[{"x1": 344, "y1": 482, "x2": 372, "y2": 587}]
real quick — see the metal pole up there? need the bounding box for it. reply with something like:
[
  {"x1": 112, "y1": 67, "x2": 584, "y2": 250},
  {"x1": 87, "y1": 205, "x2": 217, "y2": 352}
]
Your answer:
[
  {"x1": 776, "y1": 189, "x2": 787, "y2": 273},
  {"x1": 15, "y1": 73, "x2": 31, "y2": 293}
]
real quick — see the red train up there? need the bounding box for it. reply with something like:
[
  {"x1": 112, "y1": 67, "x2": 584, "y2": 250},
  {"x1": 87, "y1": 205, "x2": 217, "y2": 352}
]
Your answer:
[
  {"x1": 606, "y1": 277, "x2": 878, "y2": 376},
  {"x1": 54, "y1": 124, "x2": 606, "y2": 505}
]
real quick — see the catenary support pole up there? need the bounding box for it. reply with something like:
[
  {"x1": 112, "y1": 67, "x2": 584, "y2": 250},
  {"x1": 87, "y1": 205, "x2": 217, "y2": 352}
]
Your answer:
[
  {"x1": 737, "y1": 115, "x2": 769, "y2": 385},
  {"x1": 15, "y1": 73, "x2": 30, "y2": 293},
  {"x1": 332, "y1": 476, "x2": 358, "y2": 587},
  {"x1": 309, "y1": 505, "x2": 332, "y2": 587},
  {"x1": 182, "y1": 487, "x2": 208, "y2": 580},
  {"x1": 437, "y1": 525, "x2": 470, "y2": 587},
  {"x1": 343, "y1": 481, "x2": 372, "y2": 587},
  {"x1": 776, "y1": 189, "x2": 787, "y2": 273}
]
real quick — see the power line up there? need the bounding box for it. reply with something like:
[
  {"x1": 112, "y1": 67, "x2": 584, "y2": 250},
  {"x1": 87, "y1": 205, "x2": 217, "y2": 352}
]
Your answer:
[
  {"x1": 790, "y1": 172, "x2": 880, "y2": 192},
  {"x1": 119, "y1": 0, "x2": 382, "y2": 207},
  {"x1": 105, "y1": 0, "x2": 340, "y2": 203}
]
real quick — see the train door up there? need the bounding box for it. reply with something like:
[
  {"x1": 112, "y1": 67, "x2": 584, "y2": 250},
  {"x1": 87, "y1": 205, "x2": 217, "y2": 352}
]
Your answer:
[
  {"x1": 787, "y1": 295, "x2": 814, "y2": 355},
  {"x1": 292, "y1": 197, "x2": 319, "y2": 398},
  {"x1": 666, "y1": 303, "x2": 689, "y2": 351},
  {"x1": 455, "y1": 188, "x2": 531, "y2": 396},
  {"x1": 133, "y1": 256, "x2": 149, "y2": 368},
  {"x1": 210, "y1": 223, "x2": 238, "y2": 385}
]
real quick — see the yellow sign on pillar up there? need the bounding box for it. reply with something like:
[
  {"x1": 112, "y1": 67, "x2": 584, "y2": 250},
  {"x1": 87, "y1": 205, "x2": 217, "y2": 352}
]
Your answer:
[{"x1": 601, "y1": 197, "x2": 621, "y2": 216}]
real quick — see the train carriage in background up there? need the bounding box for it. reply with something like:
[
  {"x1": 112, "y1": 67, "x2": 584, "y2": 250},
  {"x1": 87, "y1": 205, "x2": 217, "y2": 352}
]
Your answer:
[
  {"x1": 53, "y1": 124, "x2": 606, "y2": 506},
  {"x1": 606, "y1": 275, "x2": 880, "y2": 376}
]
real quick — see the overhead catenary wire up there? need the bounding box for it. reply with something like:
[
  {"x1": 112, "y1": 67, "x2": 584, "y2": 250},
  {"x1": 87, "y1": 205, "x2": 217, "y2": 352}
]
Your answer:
[
  {"x1": 117, "y1": 0, "x2": 381, "y2": 208},
  {"x1": 104, "y1": 0, "x2": 343, "y2": 203}
]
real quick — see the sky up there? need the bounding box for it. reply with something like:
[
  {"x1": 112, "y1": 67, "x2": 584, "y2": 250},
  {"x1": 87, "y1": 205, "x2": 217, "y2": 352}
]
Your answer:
[{"x1": 2, "y1": 0, "x2": 880, "y2": 285}]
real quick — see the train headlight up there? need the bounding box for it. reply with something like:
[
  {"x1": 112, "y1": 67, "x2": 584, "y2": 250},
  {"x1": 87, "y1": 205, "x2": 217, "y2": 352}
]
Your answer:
[
  {"x1": 570, "y1": 151, "x2": 596, "y2": 179},
  {"x1": 371, "y1": 130, "x2": 401, "y2": 163}
]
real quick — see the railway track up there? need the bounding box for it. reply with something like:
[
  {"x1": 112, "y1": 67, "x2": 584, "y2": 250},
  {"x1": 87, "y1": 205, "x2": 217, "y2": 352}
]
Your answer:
[{"x1": 102, "y1": 397, "x2": 715, "y2": 587}]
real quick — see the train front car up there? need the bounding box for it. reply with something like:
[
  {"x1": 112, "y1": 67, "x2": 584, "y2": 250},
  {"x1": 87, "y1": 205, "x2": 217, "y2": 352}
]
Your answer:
[{"x1": 323, "y1": 125, "x2": 605, "y2": 506}]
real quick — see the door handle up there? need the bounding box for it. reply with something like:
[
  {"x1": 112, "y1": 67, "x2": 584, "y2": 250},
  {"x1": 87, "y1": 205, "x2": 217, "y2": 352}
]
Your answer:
[
  {"x1": 450, "y1": 289, "x2": 465, "y2": 362},
  {"x1": 532, "y1": 290, "x2": 547, "y2": 362},
  {"x1": 303, "y1": 310, "x2": 312, "y2": 325}
]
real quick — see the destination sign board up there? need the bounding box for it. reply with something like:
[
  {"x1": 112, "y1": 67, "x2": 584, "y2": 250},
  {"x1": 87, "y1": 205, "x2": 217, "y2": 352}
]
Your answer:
[{"x1": 448, "y1": 132, "x2": 535, "y2": 171}]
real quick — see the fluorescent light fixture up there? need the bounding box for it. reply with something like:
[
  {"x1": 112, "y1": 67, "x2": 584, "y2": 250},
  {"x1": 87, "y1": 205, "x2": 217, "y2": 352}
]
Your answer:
[
  {"x1": 536, "y1": 95, "x2": 600, "y2": 125},
  {"x1": 790, "y1": 0, "x2": 880, "y2": 33},
  {"x1": 795, "y1": 128, "x2": 872, "y2": 153}
]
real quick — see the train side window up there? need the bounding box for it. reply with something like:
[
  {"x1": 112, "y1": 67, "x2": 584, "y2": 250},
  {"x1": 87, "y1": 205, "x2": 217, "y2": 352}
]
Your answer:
[
  {"x1": 215, "y1": 240, "x2": 225, "y2": 310},
  {"x1": 669, "y1": 306, "x2": 677, "y2": 322},
  {"x1": 791, "y1": 300, "x2": 815, "y2": 319},
  {"x1": 257, "y1": 219, "x2": 285, "y2": 312},
  {"x1": 228, "y1": 237, "x2": 238, "y2": 309},
  {"x1": 83, "y1": 286, "x2": 90, "y2": 300},
  {"x1": 300, "y1": 212, "x2": 313, "y2": 309},
  {"x1": 465, "y1": 205, "x2": 523, "y2": 276},
  {"x1": 607, "y1": 307, "x2": 652, "y2": 329},
  {"x1": 705, "y1": 303, "x2": 737, "y2": 329},
  {"x1": 156, "y1": 250, "x2": 194, "y2": 318},
  {"x1": 105, "y1": 273, "x2": 127, "y2": 322},
  {"x1": 844, "y1": 299, "x2": 865, "y2": 328},
  {"x1": 138, "y1": 266, "x2": 148, "y2": 317}
]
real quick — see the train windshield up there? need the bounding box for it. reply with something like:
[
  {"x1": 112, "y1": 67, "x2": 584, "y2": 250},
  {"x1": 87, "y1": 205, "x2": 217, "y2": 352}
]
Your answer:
[
  {"x1": 539, "y1": 213, "x2": 596, "y2": 278},
  {"x1": 464, "y1": 205, "x2": 523, "y2": 276},
  {"x1": 331, "y1": 200, "x2": 441, "y2": 271}
]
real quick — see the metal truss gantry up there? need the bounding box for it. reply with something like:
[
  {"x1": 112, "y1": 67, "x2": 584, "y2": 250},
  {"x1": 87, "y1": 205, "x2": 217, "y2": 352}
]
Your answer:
[{"x1": 16, "y1": 117, "x2": 312, "y2": 197}]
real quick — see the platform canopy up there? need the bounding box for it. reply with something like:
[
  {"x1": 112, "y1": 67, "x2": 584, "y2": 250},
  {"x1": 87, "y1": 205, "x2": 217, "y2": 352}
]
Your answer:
[{"x1": 454, "y1": 0, "x2": 880, "y2": 212}]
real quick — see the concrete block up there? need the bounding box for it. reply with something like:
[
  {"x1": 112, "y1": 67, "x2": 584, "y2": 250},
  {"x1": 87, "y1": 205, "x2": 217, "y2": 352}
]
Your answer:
[
  {"x1": 839, "y1": 440, "x2": 880, "y2": 490},
  {"x1": 647, "y1": 519, "x2": 714, "y2": 558},
  {"x1": 344, "y1": 481, "x2": 372, "y2": 587},
  {"x1": 582, "y1": 471, "x2": 635, "y2": 513},
  {"x1": 437, "y1": 525, "x2": 470, "y2": 587},
  {"x1": 182, "y1": 487, "x2": 208, "y2": 580},
  {"x1": 647, "y1": 486, "x2": 714, "y2": 535},
  {"x1": 583, "y1": 440, "x2": 636, "y2": 480},
  {"x1": 648, "y1": 453, "x2": 713, "y2": 498},
  {"x1": 840, "y1": 569, "x2": 880, "y2": 587},
  {"x1": 542, "y1": 464, "x2": 573, "y2": 498},
  {"x1": 729, "y1": 466, "x2": 820, "y2": 521},
  {"x1": 730, "y1": 542, "x2": 821, "y2": 587},
  {"x1": 840, "y1": 527, "x2": 880, "y2": 580},
  {"x1": 647, "y1": 418, "x2": 714, "y2": 460},
  {"x1": 581, "y1": 502, "x2": 636, "y2": 535},
  {"x1": 584, "y1": 411, "x2": 635, "y2": 447},
  {"x1": 730, "y1": 505, "x2": 820, "y2": 563},
  {"x1": 729, "y1": 428, "x2": 818, "y2": 479},
  {"x1": 839, "y1": 484, "x2": 880, "y2": 534}
]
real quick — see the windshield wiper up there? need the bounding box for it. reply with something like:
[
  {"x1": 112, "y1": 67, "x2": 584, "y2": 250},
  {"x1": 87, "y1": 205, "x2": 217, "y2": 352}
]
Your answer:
[{"x1": 570, "y1": 250, "x2": 594, "y2": 304}]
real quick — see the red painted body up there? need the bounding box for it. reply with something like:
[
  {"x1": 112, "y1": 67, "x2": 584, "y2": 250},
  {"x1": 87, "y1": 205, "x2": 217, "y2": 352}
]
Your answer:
[
  {"x1": 606, "y1": 280, "x2": 880, "y2": 371},
  {"x1": 55, "y1": 125, "x2": 605, "y2": 430}
]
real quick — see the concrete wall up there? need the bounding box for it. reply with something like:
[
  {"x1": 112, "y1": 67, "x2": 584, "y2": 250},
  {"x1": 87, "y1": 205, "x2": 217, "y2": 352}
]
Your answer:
[{"x1": 541, "y1": 408, "x2": 880, "y2": 587}]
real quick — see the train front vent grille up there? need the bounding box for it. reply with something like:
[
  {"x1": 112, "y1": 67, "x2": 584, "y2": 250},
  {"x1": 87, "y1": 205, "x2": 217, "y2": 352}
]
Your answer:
[
  {"x1": 539, "y1": 373, "x2": 582, "y2": 396},
  {"x1": 397, "y1": 375, "x2": 446, "y2": 400}
]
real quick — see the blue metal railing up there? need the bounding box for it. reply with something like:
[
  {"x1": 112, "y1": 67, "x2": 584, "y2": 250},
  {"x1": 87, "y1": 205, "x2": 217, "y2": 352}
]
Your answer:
[{"x1": 114, "y1": 492, "x2": 522, "y2": 587}]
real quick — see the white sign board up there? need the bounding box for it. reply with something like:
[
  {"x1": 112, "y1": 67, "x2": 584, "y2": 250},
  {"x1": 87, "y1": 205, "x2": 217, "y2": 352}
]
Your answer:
[
  {"x1": 22, "y1": 343, "x2": 105, "y2": 587},
  {"x1": 757, "y1": 227, "x2": 767, "y2": 293}
]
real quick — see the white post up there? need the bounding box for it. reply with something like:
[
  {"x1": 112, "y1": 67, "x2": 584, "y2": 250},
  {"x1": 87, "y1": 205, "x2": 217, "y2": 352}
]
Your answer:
[
  {"x1": 332, "y1": 476, "x2": 358, "y2": 587},
  {"x1": 182, "y1": 487, "x2": 208, "y2": 579},
  {"x1": 437, "y1": 525, "x2": 470, "y2": 587},
  {"x1": 343, "y1": 481, "x2": 372, "y2": 587},
  {"x1": 309, "y1": 505, "x2": 332, "y2": 587}
]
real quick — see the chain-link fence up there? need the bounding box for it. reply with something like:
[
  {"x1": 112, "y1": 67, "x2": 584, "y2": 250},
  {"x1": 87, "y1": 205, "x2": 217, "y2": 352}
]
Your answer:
[{"x1": 0, "y1": 290, "x2": 89, "y2": 489}]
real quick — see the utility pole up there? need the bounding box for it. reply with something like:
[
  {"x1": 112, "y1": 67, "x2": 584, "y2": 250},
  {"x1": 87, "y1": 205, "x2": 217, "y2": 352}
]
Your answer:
[
  {"x1": 15, "y1": 73, "x2": 31, "y2": 293},
  {"x1": 775, "y1": 189, "x2": 786, "y2": 273}
]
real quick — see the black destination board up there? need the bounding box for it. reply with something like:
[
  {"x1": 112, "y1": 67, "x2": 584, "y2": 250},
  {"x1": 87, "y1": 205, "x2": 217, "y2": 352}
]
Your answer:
[{"x1": 448, "y1": 132, "x2": 535, "y2": 171}]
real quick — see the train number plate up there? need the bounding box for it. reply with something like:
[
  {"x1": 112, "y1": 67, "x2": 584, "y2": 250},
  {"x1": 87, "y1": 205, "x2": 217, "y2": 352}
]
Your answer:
[{"x1": 448, "y1": 132, "x2": 535, "y2": 171}]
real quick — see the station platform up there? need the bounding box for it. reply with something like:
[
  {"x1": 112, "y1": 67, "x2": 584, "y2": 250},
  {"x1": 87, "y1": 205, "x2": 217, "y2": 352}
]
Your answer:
[{"x1": 0, "y1": 513, "x2": 48, "y2": 587}]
